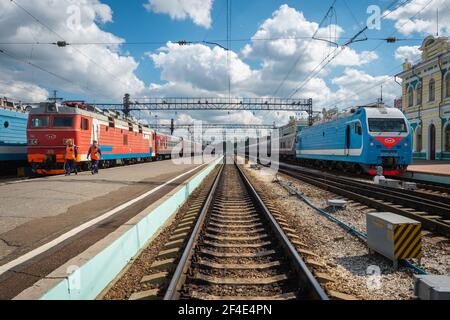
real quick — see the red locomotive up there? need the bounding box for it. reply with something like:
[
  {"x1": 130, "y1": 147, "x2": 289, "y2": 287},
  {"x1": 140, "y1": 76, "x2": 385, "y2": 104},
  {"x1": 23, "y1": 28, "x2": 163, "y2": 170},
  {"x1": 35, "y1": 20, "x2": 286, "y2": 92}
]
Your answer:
[{"x1": 27, "y1": 101, "x2": 197, "y2": 175}]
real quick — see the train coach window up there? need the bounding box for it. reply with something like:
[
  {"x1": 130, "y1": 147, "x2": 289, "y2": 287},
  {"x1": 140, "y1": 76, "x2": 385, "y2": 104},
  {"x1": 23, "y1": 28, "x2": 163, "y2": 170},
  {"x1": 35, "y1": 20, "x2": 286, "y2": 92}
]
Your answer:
[
  {"x1": 3, "y1": 121, "x2": 9, "y2": 128},
  {"x1": 123, "y1": 135, "x2": 128, "y2": 145},
  {"x1": 53, "y1": 116, "x2": 74, "y2": 127},
  {"x1": 368, "y1": 118, "x2": 407, "y2": 133},
  {"x1": 81, "y1": 118, "x2": 89, "y2": 130},
  {"x1": 31, "y1": 116, "x2": 49, "y2": 128}
]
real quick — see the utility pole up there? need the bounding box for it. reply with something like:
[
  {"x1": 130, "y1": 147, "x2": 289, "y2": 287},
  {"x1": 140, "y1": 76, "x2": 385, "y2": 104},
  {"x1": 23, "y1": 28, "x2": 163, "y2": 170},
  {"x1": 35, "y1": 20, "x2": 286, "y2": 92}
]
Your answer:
[
  {"x1": 436, "y1": 8, "x2": 439, "y2": 37},
  {"x1": 123, "y1": 93, "x2": 131, "y2": 117},
  {"x1": 48, "y1": 90, "x2": 63, "y2": 103}
]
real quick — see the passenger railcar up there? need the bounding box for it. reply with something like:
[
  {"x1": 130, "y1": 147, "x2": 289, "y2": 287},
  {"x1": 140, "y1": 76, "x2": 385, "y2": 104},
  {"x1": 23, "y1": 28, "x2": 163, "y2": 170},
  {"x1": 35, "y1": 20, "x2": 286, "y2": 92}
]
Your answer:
[
  {"x1": 0, "y1": 98, "x2": 28, "y2": 164},
  {"x1": 27, "y1": 102, "x2": 156, "y2": 174},
  {"x1": 155, "y1": 132, "x2": 182, "y2": 160},
  {"x1": 295, "y1": 106, "x2": 412, "y2": 175},
  {"x1": 278, "y1": 119, "x2": 308, "y2": 159}
]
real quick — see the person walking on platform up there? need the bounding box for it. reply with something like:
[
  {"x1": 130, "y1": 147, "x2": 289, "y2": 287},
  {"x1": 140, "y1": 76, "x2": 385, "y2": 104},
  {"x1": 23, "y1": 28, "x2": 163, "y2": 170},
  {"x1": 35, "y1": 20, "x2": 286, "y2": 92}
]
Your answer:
[
  {"x1": 87, "y1": 140, "x2": 102, "y2": 175},
  {"x1": 64, "y1": 139, "x2": 78, "y2": 176}
]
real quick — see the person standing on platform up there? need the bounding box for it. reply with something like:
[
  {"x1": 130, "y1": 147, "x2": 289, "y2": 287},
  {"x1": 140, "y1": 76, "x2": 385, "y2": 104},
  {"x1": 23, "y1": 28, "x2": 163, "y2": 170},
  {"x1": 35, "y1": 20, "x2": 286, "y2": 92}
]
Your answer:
[
  {"x1": 87, "y1": 140, "x2": 102, "y2": 175},
  {"x1": 64, "y1": 139, "x2": 78, "y2": 176}
]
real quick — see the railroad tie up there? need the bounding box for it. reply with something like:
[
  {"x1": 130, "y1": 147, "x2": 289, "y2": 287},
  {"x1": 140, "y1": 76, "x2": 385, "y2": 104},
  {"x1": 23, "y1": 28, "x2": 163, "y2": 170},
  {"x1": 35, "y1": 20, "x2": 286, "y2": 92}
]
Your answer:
[
  {"x1": 164, "y1": 239, "x2": 184, "y2": 250},
  {"x1": 140, "y1": 272, "x2": 169, "y2": 286},
  {"x1": 314, "y1": 272, "x2": 335, "y2": 284},
  {"x1": 129, "y1": 289, "x2": 159, "y2": 300},
  {"x1": 188, "y1": 291, "x2": 297, "y2": 300},
  {"x1": 157, "y1": 248, "x2": 180, "y2": 260},
  {"x1": 150, "y1": 259, "x2": 176, "y2": 271},
  {"x1": 327, "y1": 290, "x2": 358, "y2": 301},
  {"x1": 169, "y1": 232, "x2": 188, "y2": 242},
  {"x1": 192, "y1": 273, "x2": 288, "y2": 285}
]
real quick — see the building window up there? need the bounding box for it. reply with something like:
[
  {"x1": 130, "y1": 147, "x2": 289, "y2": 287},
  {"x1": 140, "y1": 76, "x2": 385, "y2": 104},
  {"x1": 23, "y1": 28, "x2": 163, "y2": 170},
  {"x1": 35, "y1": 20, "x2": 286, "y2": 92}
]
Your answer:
[
  {"x1": 407, "y1": 86, "x2": 414, "y2": 107},
  {"x1": 416, "y1": 82, "x2": 422, "y2": 105},
  {"x1": 445, "y1": 124, "x2": 450, "y2": 152},
  {"x1": 446, "y1": 73, "x2": 450, "y2": 98},
  {"x1": 415, "y1": 126, "x2": 422, "y2": 152},
  {"x1": 429, "y1": 78, "x2": 436, "y2": 102}
]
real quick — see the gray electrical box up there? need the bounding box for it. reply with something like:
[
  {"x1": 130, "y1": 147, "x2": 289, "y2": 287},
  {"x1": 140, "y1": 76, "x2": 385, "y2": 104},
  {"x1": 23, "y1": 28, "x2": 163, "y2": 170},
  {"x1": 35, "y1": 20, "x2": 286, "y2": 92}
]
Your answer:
[
  {"x1": 414, "y1": 275, "x2": 450, "y2": 300},
  {"x1": 367, "y1": 212, "x2": 422, "y2": 267}
]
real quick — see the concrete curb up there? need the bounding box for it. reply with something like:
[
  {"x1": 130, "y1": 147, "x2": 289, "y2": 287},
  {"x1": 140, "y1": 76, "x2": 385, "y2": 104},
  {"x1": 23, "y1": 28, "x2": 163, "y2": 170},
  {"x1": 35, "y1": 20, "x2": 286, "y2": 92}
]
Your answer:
[{"x1": 14, "y1": 157, "x2": 223, "y2": 300}]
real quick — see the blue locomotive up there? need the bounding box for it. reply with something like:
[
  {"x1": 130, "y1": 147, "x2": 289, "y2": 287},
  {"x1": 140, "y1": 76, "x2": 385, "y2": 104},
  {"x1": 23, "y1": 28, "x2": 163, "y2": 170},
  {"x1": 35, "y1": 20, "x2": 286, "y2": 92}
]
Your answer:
[
  {"x1": 295, "y1": 105, "x2": 413, "y2": 175},
  {"x1": 0, "y1": 98, "x2": 28, "y2": 164}
]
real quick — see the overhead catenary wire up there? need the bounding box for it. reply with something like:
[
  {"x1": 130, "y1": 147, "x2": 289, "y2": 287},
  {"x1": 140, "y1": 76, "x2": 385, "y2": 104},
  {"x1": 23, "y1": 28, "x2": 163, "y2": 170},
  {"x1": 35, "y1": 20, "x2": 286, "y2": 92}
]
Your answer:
[
  {"x1": 9, "y1": 0, "x2": 134, "y2": 97},
  {"x1": 0, "y1": 37, "x2": 426, "y2": 47},
  {"x1": 320, "y1": 0, "x2": 435, "y2": 110},
  {"x1": 286, "y1": 0, "x2": 425, "y2": 99},
  {"x1": 273, "y1": 0, "x2": 338, "y2": 97}
]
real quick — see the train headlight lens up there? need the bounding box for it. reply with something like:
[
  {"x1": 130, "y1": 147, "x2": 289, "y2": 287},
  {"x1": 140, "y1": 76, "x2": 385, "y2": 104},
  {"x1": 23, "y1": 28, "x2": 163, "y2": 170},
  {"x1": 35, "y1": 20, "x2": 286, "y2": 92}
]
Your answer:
[
  {"x1": 404, "y1": 143, "x2": 408, "y2": 147},
  {"x1": 370, "y1": 142, "x2": 375, "y2": 147}
]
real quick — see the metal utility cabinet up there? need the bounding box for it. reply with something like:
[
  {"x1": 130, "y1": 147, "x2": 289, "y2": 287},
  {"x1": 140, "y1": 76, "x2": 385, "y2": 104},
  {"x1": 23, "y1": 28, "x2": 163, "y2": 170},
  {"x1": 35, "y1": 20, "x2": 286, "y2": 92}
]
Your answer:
[{"x1": 367, "y1": 212, "x2": 422, "y2": 268}]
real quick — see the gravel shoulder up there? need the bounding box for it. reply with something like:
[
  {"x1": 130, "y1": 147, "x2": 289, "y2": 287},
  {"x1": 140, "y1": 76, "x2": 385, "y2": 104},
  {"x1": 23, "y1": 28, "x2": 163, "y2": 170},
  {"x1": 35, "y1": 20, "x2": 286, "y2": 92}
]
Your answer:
[{"x1": 242, "y1": 163, "x2": 450, "y2": 300}]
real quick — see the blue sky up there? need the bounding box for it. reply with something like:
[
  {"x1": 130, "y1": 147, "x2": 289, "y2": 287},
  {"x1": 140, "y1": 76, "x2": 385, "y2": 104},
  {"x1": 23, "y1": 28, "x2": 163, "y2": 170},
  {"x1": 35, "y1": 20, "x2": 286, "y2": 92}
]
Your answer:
[
  {"x1": 100, "y1": 0, "x2": 422, "y2": 90},
  {"x1": 0, "y1": 0, "x2": 448, "y2": 125}
]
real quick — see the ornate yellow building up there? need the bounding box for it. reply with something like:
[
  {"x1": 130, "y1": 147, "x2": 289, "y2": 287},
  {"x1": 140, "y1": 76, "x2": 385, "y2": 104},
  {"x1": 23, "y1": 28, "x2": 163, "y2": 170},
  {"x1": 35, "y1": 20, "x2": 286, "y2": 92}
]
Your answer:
[{"x1": 397, "y1": 35, "x2": 450, "y2": 161}]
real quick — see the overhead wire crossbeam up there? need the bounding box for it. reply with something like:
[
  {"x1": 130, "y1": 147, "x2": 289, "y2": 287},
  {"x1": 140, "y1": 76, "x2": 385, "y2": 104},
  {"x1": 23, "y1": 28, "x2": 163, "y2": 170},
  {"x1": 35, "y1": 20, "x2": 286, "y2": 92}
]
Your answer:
[
  {"x1": 94, "y1": 96, "x2": 312, "y2": 111},
  {"x1": 153, "y1": 124, "x2": 277, "y2": 130}
]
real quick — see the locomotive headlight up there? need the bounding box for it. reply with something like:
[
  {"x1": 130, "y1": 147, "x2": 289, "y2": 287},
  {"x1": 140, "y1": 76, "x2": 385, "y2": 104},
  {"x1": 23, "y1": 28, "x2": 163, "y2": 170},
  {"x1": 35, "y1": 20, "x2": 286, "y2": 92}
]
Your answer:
[
  {"x1": 370, "y1": 142, "x2": 375, "y2": 147},
  {"x1": 404, "y1": 143, "x2": 408, "y2": 147}
]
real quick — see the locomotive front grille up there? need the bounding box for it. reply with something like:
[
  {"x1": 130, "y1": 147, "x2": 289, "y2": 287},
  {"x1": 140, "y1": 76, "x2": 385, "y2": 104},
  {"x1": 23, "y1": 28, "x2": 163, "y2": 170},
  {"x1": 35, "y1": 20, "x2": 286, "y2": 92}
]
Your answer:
[{"x1": 381, "y1": 157, "x2": 397, "y2": 167}]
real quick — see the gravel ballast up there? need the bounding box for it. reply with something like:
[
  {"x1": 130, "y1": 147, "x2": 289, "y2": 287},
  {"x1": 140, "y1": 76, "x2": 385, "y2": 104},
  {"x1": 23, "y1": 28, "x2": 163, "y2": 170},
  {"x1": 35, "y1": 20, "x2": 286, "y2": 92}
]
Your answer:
[{"x1": 243, "y1": 163, "x2": 450, "y2": 300}]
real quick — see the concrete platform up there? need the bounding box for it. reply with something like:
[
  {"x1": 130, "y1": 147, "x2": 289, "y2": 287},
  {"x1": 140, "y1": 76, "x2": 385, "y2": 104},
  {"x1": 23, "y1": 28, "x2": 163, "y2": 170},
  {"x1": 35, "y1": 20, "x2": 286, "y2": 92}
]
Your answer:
[
  {"x1": 0, "y1": 157, "x2": 210, "y2": 299},
  {"x1": 405, "y1": 160, "x2": 450, "y2": 184}
]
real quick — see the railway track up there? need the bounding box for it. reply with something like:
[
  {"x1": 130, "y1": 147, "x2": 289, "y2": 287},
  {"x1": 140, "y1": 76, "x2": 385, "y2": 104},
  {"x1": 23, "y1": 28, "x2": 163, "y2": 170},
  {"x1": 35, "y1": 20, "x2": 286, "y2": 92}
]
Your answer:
[
  {"x1": 279, "y1": 159, "x2": 450, "y2": 196},
  {"x1": 276, "y1": 163, "x2": 450, "y2": 238},
  {"x1": 392, "y1": 175, "x2": 450, "y2": 195},
  {"x1": 159, "y1": 163, "x2": 328, "y2": 300}
]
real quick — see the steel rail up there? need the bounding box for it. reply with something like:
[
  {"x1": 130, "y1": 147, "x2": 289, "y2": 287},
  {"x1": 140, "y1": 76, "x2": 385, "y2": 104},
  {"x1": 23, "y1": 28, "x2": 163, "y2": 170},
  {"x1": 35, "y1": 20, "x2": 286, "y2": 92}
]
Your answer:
[
  {"x1": 278, "y1": 165, "x2": 450, "y2": 218},
  {"x1": 278, "y1": 168, "x2": 450, "y2": 238},
  {"x1": 163, "y1": 163, "x2": 225, "y2": 300},
  {"x1": 164, "y1": 162, "x2": 328, "y2": 300},
  {"x1": 236, "y1": 164, "x2": 328, "y2": 300}
]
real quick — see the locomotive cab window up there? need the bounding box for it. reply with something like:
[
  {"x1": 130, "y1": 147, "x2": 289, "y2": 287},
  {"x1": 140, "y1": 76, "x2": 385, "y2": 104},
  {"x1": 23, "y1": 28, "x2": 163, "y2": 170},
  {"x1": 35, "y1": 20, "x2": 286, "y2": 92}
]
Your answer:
[
  {"x1": 81, "y1": 118, "x2": 89, "y2": 130},
  {"x1": 53, "y1": 116, "x2": 74, "y2": 127},
  {"x1": 368, "y1": 118, "x2": 407, "y2": 133},
  {"x1": 31, "y1": 116, "x2": 49, "y2": 128},
  {"x1": 355, "y1": 122, "x2": 362, "y2": 135}
]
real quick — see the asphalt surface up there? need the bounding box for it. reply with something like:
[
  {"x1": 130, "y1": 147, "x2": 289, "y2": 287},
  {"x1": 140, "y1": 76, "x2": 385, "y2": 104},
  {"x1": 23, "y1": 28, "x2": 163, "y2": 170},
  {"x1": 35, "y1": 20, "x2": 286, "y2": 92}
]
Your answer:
[{"x1": 0, "y1": 159, "x2": 208, "y2": 299}]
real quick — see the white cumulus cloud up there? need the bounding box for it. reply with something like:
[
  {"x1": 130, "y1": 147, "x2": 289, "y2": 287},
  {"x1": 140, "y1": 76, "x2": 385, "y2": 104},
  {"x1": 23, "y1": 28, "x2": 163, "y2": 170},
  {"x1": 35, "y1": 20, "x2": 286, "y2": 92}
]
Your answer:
[
  {"x1": 0, "y1": 0, "x2": 144, "y2": 102},
  {"x1": 384, "y1": 0, "x2": 450, "y2": 36},
  {"x1": 395, "y1": 45, "x2": 422, "y2": 62},
  {"x1": 144, "y1": 0, "x2": 214, "y2": 28}
]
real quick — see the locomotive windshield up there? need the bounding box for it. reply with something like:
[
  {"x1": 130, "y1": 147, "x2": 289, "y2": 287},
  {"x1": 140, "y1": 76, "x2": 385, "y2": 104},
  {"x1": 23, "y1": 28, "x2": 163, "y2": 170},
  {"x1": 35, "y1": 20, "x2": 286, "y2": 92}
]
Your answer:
[
  {"x1": 53, "y1": 116, "x2": 74, "y2": 127},
  {"x1": 368, "y1": 118, "x2": 407, "y2": 133},
  {"x1": 31, "y1": 116, "x2": 49, "y2": 128}
]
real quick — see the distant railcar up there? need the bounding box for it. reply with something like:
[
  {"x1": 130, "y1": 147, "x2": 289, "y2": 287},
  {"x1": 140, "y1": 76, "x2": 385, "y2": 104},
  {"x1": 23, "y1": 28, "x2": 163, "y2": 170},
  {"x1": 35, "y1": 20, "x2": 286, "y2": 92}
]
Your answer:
[
  {"x1": 155, "y1": 132, "x2": 182, "y2": 160},
  {"x1": 0, "y1": 98, "x2": 28, "y2": 164},
  {"x1": 27, "y1": 102, "x2": 156, "y2": 174},
  {"x1": 295, "y1": 106, "x2": 412, "y2": 175}
]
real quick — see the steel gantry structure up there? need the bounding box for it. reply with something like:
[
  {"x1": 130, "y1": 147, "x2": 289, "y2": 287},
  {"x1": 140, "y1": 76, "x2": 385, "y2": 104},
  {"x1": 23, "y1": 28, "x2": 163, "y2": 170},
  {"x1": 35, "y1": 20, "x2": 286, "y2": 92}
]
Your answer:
[
  {"x1": 153, "y1": 123, "x2": 277, "y2": 130},
  {"x1": 91, "y1": 94, "x2": 314, "y2": 126}
]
